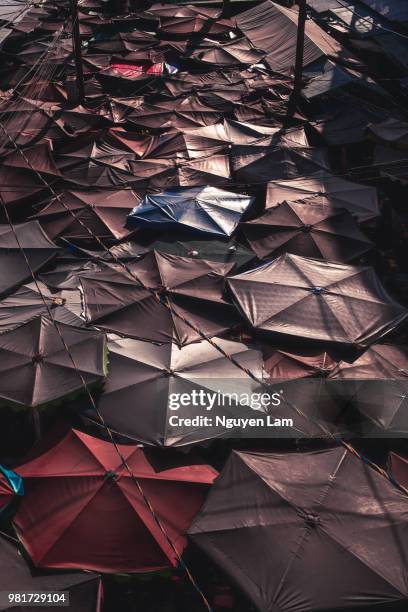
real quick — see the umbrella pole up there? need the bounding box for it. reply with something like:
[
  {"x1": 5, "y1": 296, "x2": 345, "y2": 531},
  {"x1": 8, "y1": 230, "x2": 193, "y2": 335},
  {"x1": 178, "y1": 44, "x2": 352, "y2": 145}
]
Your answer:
[{"x1": 287, "y1": 0, "x2": 307, "y2": 119}]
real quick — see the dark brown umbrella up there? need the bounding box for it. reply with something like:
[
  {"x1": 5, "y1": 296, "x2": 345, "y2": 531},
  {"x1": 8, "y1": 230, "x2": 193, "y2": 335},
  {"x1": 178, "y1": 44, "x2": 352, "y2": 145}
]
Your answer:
[
  {"x1": 265, "y1": 172, "x2": 380, "y2": 222},
  {"x1": 190, "y1": 38, "x2": 265, "y2": 67},
  {"x1": 231, "y1": 142, "x2": 330, "y2": 183},
  {"x1": 189, "y1": 447, "x2": 408, "y2": 611},
  {"x1": 127, "y1": 155, "x2": 231, "y2": 188},
  {"x1": 78, "y1": 335, "x2": 264, "y2": 447},
  {"x1": 31, "y1": 189, "x2": 140, "y2": 240},
  {"x1": 263, "y1": 346, "x2": 337, "y2": 380},
  {"x1": 80, "y1": 250, "x2": 238, "y2": 344},
  {"x1": 125, "y1": 97, "x2": 223, "y2": 130},
  {"x1": 158, "y1": 11, "x2": 232, "y2": 37},
  {"x1": 0, "y1": 144, "x2": 60, "y2": 209},
  {"x1": 328, "y1": 345, "x2": 408, "y2": 436},
  {"x1": 241, "y1": 201, "x2": 373, "y2": 262},
  {"x1": 0, "y1": 221, "x2": 59, "y2": 296},
  {"x1": 0, "y1": 283, "x2": 83, "y2": 332},
  {"x1": 227, "y1": 254, "x2": 408, "y2": 346},
  {"x1": 0, "y1": 315, "x2": 107, "y2": 408},
  {"x1": 0, "y1": 536, "x2": 102, "y2": 612}
]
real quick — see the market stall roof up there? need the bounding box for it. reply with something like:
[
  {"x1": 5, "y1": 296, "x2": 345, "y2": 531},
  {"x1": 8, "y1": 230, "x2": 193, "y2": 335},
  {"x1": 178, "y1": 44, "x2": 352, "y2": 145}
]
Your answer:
[
  {"x1": 227, "y1": 254, "x2": 408, "y2": 346},
  {"x1": 241, "y1": 201, "x2": 373, "y2": 262},
  {"x1": 13, "y1": 428, "x2": 217, "y2": 572},
  {"x1": 128, "y1": 186, "x2": 253, "y2": 237},
  {"x1": 189, "y1": 447, "x2": 408, "y2": 611}
]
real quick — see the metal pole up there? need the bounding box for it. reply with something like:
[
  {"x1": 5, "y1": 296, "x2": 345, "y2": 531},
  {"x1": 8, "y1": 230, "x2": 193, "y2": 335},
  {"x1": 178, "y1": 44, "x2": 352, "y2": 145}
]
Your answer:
[
  {"x1": 70, "y1": 0, "x2": 85, "y2": 104},
  {"x1": 287, "y1": 0, "x2": 307, "y2": 117}
]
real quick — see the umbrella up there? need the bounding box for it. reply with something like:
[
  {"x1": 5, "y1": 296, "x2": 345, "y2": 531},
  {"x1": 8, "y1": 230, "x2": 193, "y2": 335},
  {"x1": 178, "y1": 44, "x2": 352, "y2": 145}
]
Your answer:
[
  {"x1": 0, "y1": 465, "x2": 23, "y2": 514},
  {"x1": 190, "y1": 38, "x2": 265, "y2": 67},
  {"x1": 31, "y1": 189, "x2": 141, "y2": 241},
  {"x1": 127, "y1": 155, "x2": 232, "y2": 189},
  {"x1": 158, "y1": 11, "x2": 232, "y2": 37},
  {"x1": 241, "y1": 201, "x2": 373, "y2": 262},
  {"x1": 127, "y1": 186, "x2": 253, "y2": 237},
  {"x1": 78, "y1": 335, "x2": 264, "y2": 447},
  {"x1": 367, "y1": 118, "x2": 408, "y2": 149},
  {"x1": 189, "y1": 447, "x2": 408, "y2": 611},
  {"x1": 265, "y1": 172, "x2": 380, "y2": 222},
  {"x1": 0, "y1": 316, "x2": 107, "y2": 408},
  {"x1": 0, "y1": 283, "x2": 83, "y2": 332},
  {"x1": 145, "y1": 236, "x2": 255, "y2": 270},
  {"x1": 231, "y1": 142, "x2": 330, "y2": 183},
  {"x1": 0, "y1": 221, "x2": 59, "y2": 297},
  {"x1": 0, "y1": 535, "x2": 102, "y2": 612},
  {"x1": 0, "y1": 144, "x2": 60, "y2": 210},
  {"x1": 263, "y1": 346, "x2": 337, "y2": 380},
  {"x1": 80, "y1": 250, "x2": 239, "y2": 345},
  {"x1": 328, "y1": 344, "x2": 408, "y2": 436},
  {"x1": 227, "y1": 254, "x2": 408, "y2": 346},
  {"x1": 13, "y1": 428, "x2": 217, "y2": 572},
  {"x1": 125, "y1": 98, "x2": 223, "y2": 130}
]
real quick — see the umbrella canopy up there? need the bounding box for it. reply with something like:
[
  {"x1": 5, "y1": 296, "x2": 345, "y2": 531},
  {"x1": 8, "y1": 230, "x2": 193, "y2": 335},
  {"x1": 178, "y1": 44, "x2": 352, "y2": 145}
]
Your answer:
[
  {"x1": 189, "y1": 447, "x2": 408, "y2": 611},
  {"x1": 263, "y1": 346, "x2": 337, "y2": 380},
  {"x1": 127, "y1": 155, "x2": 231, "y2": 188},
  {"x1": 13, "y1": 428, "x2": 217, "y2": 572},
  {"x1": 158, "y1": 11, "x2": 232, "y2": 37},
  {"x1": 128, "y1": 186, "x2": 253, "y2": 237},
  {"x1": 0, "y1": 283, "x2": 83, "y2": 332},
  {"x1": 0, "y1": 465, "x2": 23, "y2": 514},
  {"x1": 80, "y1": 250, "x2": 239, "y2": 345},
  {"x1": 328, "y1": 345, "x2": 408, "y2": 436},
  {"x1": 31, "y1": 189, "x2": 141, "y2": 241},
  {"x1": 388, "y1": 452, "x2": 408, "y2": 488},
  {"x1": 125, "y1": 97, "x2": 223, "y2": 130},
  {"x1": 227, "y1": 254, "x2": 408, "y2": 346},
  {"x1": 266, "y1": 172, "x2": 380, "y2": 222},
  {"x1": 367, "y1": 118, "x2": 408, "y2": 149},
  {"x1": 241, "y1": 201, "x2": 373, "y2": 262},
  {"x1": 0, "y1": 144, "x2": 60, "y2": 209},
  {"x1": 190, "y1": 38, "x2": 265, "y2": 66},
  {"x1": 79, "y1": 335, "x2": 263, "y2": 447},
  {"x1": 0, "y1": 536, "x2": 102, "y2": 612},
  {"x1": 0, "y1": 221, "x2": 59, "y2": 297},
  {"x1": 0, "y1": 316, "x2": 107, "y2": 408},
  {"x1": 231, "y1": 142, "x2": 330, "y2": 183}
]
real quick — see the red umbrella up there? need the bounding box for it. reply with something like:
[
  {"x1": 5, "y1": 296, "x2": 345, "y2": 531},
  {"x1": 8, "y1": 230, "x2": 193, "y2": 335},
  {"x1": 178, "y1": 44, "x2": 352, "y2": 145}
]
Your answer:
[{"x1": 13, "y1": 429, "x2": 217, "y2": 572}]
